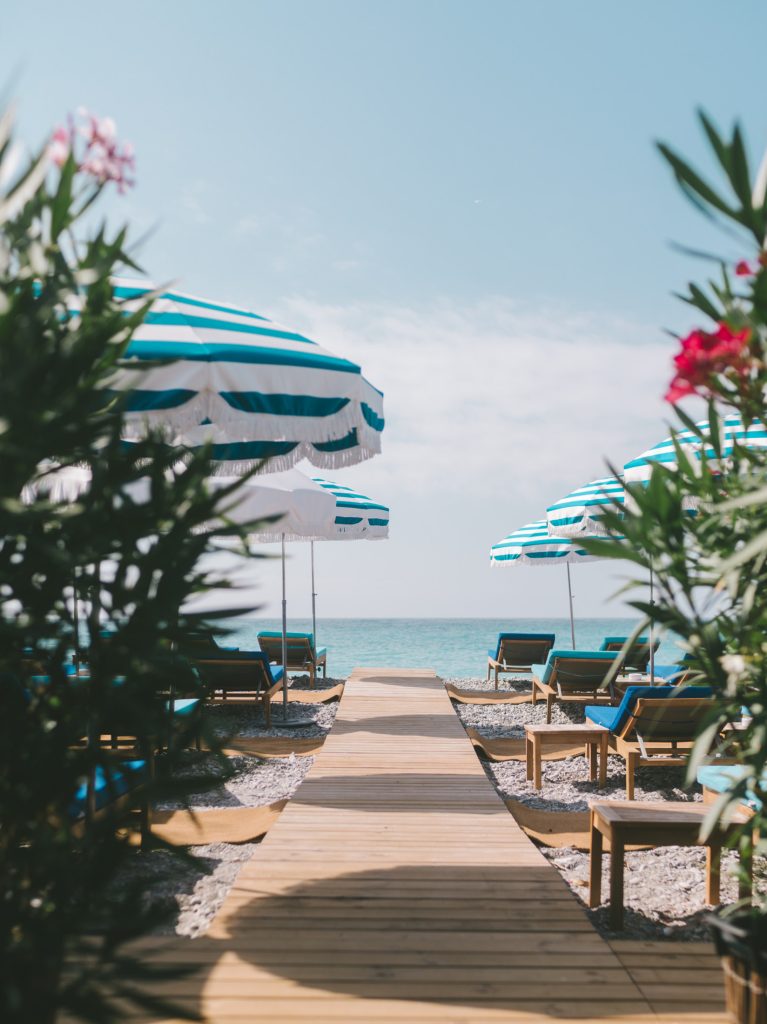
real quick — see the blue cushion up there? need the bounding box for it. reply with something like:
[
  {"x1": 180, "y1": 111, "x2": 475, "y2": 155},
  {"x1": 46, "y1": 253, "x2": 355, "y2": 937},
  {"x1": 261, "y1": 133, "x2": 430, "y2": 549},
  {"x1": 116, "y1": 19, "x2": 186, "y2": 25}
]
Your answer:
[
  {"x1": 492, "y1": 632, "x2": 556, "y2": 660},
  {"x1": 600, "y1": 635, "x2": 650, "y2": 649},
  {"x1": 585, "y1": 705, "x2": 623, "y2": 731},
  {"x1": 258, "y1": 630, "x2": 319, "y2": 655},
  {"x1": 167, "y1": 698, "x2": 200, "y2": 717},
  {"x1": 270, "y1": 665, "x2": 284, "y2": 683},
  {"x1": 537, "y1": 649, "x2": 618, "y2": 685},
  {"x1": 69, "y1": 759, "x2": 147, "y2": 818},
  {"x1": 697, "y1": 765, "x2": 764, "y2": 812},
  {"x1": 586, "y1": 684, "x2": 713, "y2": 735},
  {"x1": 315, "y1": 647, "x2": 327, "y2": 659}
]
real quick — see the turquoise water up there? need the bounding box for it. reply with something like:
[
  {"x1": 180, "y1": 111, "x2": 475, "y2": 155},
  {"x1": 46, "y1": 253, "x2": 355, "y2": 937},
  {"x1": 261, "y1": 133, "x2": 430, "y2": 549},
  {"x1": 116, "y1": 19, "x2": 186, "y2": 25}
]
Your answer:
[{"x1": 220, "y1": 617, "x2": 683, "y2": 680}]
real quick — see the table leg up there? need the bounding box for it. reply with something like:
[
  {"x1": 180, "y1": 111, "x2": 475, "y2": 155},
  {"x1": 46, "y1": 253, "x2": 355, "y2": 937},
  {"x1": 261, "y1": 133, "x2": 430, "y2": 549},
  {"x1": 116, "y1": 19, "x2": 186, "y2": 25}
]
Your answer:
[
  {"x1": 588, "y1": 742, "x2": 597, "y2": 782},
  {"x1": 609, "y1": 835, "x2": 625, "y2": 930},
  {"x1": 533, "y1": 736, "x2": 542, "y2": 790},
  {"x1": 599, "y1": 733, "x2": 608, "y2": 788},
  {"x1": 589, "y1": 811, "x2": 603, "y2": 909},
  {"x1": 525, "y1": 734, "x2": 533, "y2": 781},
  {"x1": 706, "y1": 843, "x2": 721, "y2": 905},
  {"x1": 738, "y1": 841, "x2": 753, "y2": 902}
]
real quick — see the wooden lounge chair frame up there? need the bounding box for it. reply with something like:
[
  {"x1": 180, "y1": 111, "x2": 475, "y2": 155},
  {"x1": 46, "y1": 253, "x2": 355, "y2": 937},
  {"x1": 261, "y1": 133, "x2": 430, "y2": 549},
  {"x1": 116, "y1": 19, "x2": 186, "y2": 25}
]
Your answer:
[
  {"x1": 195, "y1": 656, "x2": 284, "y2": 728},
  {"x1": 600, "y1": 636, "x2": 660, "y2": 674},
  {"x1": 532, "y1": 655, "x2": 617, "y2": 723},
  {"x1": 486, "y1": 634, "x2": 555, "y2": 689},
  {"x1": 601, "y1": 696, "x2": 717, "y2": 799},
  {"x1": 257, "y1": 633, "x2": 327, "y2": 688}
]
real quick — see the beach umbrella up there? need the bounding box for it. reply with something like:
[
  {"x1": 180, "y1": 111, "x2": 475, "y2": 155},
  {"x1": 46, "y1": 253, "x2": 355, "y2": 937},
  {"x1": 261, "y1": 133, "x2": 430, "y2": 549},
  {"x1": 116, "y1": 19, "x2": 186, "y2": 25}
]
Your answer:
[
  {"x1": 490, "y1": 521, "x2": 601, "y2": 648},
  {"x1": 546, "y1": 477, "x2": 625, "y2": 538},
  {"x1": 545, "y1": 477, "x2": 659, "y2": 675},
  {"x1": 254, "y1": 475, "x2": 390, "y2": 647},
  {"x1": 70, "y1": 279, "x2": 385, "y2": 471},
  {"x1": 30, "y1": 466, "x2": 338, "y2": 718},
  {"x1": 309, "y1": 478, "x2": 389, "y2": 643},
  {"x1": 623, "y1": 414, "x2": 767, "y2": 483}
]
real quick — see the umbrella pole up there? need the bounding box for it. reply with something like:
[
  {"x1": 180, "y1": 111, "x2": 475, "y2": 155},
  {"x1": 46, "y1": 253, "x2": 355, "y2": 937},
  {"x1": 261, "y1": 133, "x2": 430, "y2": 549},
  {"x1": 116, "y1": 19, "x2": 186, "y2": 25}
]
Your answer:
[
  {"x1": 281, "y1": 534, "x2": 288, "y2": 720},
  {"x1": 72, "y1": 572, "x2": 81, "y2": 678},
  {"x1": 310, "y1": 541, "x2": 317, "y2": 648},
  {"x1": 566, "y1": 563, "x2": 576, "y2": 649},
  {"x1": 649, "y1": 561, "x2": 656, "y2": 680}
]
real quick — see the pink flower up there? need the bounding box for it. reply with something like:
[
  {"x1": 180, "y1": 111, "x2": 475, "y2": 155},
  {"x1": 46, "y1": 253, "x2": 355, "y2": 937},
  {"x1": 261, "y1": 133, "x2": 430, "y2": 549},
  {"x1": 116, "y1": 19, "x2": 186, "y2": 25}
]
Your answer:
[
  {"x1": 735, "y1": 260, "x2": 755, "y2": 277},
  {"x1": 50, "y1": 108, "x2": 135, "y2": 192},
  {"x1": 49, "y1": 124, "x2": 72, "y2": 168}
]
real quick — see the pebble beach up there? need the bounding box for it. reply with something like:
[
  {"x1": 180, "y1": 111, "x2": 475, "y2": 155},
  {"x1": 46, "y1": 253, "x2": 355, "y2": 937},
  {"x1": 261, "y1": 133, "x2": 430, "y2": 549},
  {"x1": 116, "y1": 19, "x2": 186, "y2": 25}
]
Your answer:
[
  {"x1": 447, "y1": 674, "x2": 766, "y2": 940},
  {"x1": 113, "y1": 670, "x2": 765, "y2": 944}
]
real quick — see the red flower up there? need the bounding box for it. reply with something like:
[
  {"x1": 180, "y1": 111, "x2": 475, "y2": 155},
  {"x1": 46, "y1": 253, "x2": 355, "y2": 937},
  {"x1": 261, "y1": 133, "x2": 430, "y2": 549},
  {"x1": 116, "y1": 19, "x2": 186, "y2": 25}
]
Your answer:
[
  {"x1": 735, "y1": 260, "x2": 755, "y2": 277},
  {"x1": 665, "y1": 322, "x2": 753, "y2": 404}
]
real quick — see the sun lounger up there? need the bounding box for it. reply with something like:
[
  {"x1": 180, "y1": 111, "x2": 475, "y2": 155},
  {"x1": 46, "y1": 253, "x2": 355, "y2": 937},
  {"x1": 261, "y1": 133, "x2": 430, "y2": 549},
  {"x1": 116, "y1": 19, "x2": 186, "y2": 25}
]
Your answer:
[
  {"x1": 698, "y1": 764, "x2": 764, "y2": 815},
  {"x1": 486, "y1": 632, "x2": 555, "y2": 688},
  {"x1": 599, "y1": 635, "x2": 659, "y2": 674},
  {"x1": 586, "y1": 685, "x2": 715, "y2": 798},
  {"x1": 531, "y1": 650, "x2": 618, "y2": 723},
  {"x1": 257, "y1": 631, "x2": 327, "y2": 687},
  {"x1": 194, "y1": 652, "x2": 284, "y2": 728}
]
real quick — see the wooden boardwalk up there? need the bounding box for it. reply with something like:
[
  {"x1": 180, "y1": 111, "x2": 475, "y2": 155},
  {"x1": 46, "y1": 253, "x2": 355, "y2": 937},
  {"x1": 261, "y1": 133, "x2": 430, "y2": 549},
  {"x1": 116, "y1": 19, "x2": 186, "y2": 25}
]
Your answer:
[{"x1": 124, "y1": 668, "x2": 727, "y2": 1022}]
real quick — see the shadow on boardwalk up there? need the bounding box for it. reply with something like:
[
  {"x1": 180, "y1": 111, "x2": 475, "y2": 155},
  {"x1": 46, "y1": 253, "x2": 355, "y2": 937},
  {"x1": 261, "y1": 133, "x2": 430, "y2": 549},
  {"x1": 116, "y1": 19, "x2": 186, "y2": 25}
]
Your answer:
[{"x1": 109, "y1": 862, "x2": 719, "y2": 1023}]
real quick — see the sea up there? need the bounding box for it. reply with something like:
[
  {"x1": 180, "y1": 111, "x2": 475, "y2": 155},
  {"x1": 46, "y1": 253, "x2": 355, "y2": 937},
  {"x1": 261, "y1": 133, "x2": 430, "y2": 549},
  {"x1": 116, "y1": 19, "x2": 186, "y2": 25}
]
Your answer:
[{"x1": 220, "y1": 617, "x2": 684, "y2": 680}]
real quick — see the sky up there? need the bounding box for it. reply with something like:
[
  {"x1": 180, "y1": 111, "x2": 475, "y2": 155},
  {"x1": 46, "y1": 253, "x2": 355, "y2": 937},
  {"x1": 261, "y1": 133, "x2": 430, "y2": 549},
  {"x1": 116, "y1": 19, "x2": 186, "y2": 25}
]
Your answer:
[{"x1": 3, "y1": 0, "x2": 766, "y2": 621}]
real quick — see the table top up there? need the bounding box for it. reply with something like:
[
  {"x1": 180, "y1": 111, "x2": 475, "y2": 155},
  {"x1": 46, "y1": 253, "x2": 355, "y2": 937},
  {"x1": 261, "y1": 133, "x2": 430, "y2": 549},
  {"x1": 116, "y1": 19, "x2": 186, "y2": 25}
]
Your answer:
[
  {"x1": 525, "y1": 723, "x2": 608, "y2": 736},
  {"x1": 590, "y1": 799, "x2": 751, "y2": 827}
]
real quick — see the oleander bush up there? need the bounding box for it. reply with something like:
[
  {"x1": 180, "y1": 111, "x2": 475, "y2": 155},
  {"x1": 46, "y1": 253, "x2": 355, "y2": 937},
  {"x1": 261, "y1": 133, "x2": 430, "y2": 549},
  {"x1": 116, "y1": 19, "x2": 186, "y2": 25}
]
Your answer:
[
  {"x1": 0, "y1": 109, "x2": 257, "y2": 1022},
  {"x1": 586, "y1": 112, "x2": 767, "y2": 921}
]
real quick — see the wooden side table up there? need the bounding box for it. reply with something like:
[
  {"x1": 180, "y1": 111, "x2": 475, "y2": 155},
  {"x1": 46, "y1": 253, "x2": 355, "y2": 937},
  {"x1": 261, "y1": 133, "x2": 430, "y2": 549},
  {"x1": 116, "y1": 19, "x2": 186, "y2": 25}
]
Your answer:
[
  {"x1": 524, "y1": 723, "x2": 609, "y2": 791},
  {"x1": 589, "y1": 800, "x2": 753, "y2": 930}
]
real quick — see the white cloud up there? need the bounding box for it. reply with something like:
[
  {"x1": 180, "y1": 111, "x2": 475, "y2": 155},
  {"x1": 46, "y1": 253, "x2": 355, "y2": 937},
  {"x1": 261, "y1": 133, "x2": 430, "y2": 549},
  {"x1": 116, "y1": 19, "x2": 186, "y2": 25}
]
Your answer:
[
  {"x1": 217, "y1": 295, "x2": 697, "y2": 618},
  {"x1": 273, "y1": 295, "x2": 682, "y2": 500}
]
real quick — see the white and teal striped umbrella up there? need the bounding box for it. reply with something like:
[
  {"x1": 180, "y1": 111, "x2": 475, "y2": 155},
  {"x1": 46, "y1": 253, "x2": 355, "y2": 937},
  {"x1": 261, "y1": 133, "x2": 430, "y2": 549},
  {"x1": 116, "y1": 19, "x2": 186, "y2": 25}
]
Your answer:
[
  {"x1": 71, "y1": 279, "x2": 385, "y2": 471},
  {"x1": 312, "y1": 478, "x2": 390, "y2": 539},
  {"x1": 624, "y1": 415, "x2": 767, "y2": 483},
  {"x1": 546, "y1": 477, "x2": 625, "y2": 538},
  {"x1": 490, "y1": 521, "x2": 602, "y2": 647},
  {"x1": 490, "y1": 520, "x2": 600, "y2": 566}
]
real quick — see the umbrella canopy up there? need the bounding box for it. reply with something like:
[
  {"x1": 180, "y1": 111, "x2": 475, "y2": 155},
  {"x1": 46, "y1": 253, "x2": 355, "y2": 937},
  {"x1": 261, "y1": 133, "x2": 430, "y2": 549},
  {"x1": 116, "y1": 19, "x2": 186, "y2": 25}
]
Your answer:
[
  {"x1": 490, "y1": 520, "x2": 601, "y2": 648},
  {"x1": 72, "y1": 279, "x2": 385, "y2": 471},
  {"x1": 208, "y1": 470, "x2": 337, "y2": 539},
  {"x1": 312, "y1": 478, "x2": 390, "y2": 539},
  {"x1": 546, "y1": 477, "x2": 624, "y2": 538},
  {"x1": 490, "y1": 520, "x2": 600, "y2": 565},
  {"x1": 624, "y1": 414, "x2": 767, "y2": 483}
]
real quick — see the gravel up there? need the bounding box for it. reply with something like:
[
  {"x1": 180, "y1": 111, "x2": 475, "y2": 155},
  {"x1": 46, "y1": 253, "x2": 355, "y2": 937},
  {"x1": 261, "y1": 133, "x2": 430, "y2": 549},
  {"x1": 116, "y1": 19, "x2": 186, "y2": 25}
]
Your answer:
[
  {"x1": 447, "y1": 676, "x2": 766, "y2": 942},
  {"x1": 106, "y1": 677, "x2": 344, "y2": 937}
]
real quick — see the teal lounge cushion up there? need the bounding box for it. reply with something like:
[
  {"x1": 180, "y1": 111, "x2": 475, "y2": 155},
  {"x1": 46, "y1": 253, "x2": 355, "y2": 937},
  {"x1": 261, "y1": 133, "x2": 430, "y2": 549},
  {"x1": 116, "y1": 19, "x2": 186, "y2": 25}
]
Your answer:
[
  {"x1": 537, "y1": 649, "x2": 618, "y2": 686},
  {"x1": 585, "y1": 705, "x2": 623, "y2": 731},
  {"x1": 258, "y1": 630, "x2": 318, "y2": 655},
  {"x1": 697, "y1": 765, "x2": 764, "y2": 812},
  {"x1": 167, "y1": 697, "x2": 200, "y2": 717},
  {"x1": 69, "y1": 759, "x2": 147, "y2": 818},
  {"x1": 586, "y1": 684, "x2": 713, "y2": 735},
  {"x1": 600, "y1": 635, "x2": 650, "y2": 649}
]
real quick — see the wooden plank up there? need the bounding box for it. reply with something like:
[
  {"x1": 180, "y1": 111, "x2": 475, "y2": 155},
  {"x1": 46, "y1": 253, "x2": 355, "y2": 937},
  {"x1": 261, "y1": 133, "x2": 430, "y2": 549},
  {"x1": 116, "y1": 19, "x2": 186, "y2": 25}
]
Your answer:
[{"x1": 115, "y1": 668, "x2": 727, "y2": 1022}]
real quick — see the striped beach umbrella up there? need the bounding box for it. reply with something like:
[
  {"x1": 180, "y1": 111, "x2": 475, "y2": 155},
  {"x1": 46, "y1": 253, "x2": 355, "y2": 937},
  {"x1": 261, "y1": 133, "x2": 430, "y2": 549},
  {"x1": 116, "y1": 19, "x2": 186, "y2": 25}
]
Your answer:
[
  {"x1": 624, "y1": 415, "x2": 767, "y2": 483},
  {"x1": 74, "y1": 279, "x2": 385, "y2": 471},
  {"x1": 546, "y1": 477, "x2": 625, "y2": 538},
  {"x1": 312, "y1": 478, "x2": 390, "y2": 539},
  {"x1": 490, "y1": 521, "x2": 600, "y2": 647},
  {"x1": 256, "y1": 477, "x2": 389, "y2": 647}
]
